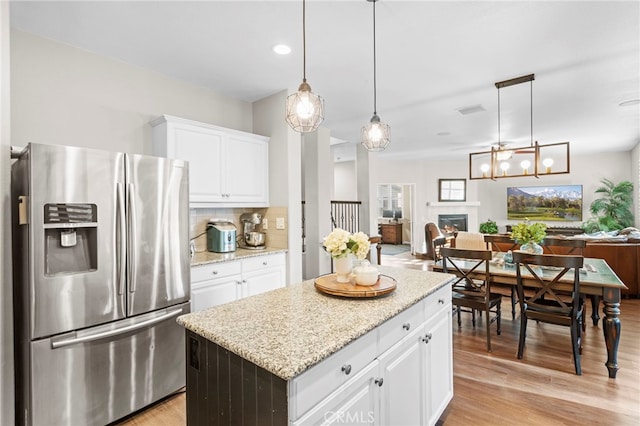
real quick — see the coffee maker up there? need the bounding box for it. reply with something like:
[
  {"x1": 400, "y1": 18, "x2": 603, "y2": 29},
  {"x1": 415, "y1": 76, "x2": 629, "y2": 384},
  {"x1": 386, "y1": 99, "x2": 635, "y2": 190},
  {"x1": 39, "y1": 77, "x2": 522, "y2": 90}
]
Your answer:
[{"x1": 239, "y1": 212, "x2": 266, "y2": 249}]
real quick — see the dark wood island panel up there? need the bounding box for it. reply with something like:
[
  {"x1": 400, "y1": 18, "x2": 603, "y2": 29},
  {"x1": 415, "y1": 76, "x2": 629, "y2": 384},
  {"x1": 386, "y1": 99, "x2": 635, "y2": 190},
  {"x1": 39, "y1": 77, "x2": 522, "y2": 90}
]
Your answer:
[{"x1": 186, "y1": 331, "x2": 288, "y2": 426}]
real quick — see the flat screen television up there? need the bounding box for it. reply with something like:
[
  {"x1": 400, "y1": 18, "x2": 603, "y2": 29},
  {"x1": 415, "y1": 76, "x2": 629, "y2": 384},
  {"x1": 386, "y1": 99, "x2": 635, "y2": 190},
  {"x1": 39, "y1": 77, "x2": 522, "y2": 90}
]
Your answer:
[{"x1": 507, "y1": 185, "x2": 583, "y2": 221}]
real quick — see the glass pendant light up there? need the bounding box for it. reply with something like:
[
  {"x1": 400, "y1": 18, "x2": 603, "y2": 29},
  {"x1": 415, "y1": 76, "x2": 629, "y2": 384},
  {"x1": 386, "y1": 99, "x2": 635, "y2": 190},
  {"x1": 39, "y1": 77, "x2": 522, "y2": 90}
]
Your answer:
[
  {"x1": 361, "y1": 0, "x2": 390, "y2": 151},
  {"x1": 285, "y1": 0, "x2": 324, "y2": 133}
]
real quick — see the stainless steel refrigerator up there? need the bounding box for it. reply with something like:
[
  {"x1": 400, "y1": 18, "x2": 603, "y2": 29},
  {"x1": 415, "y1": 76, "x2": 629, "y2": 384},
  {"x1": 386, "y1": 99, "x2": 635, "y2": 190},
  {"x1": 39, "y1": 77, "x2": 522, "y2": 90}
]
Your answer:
[{"x1": 11, "y1": 142, "x2": 190, "y2": 426}]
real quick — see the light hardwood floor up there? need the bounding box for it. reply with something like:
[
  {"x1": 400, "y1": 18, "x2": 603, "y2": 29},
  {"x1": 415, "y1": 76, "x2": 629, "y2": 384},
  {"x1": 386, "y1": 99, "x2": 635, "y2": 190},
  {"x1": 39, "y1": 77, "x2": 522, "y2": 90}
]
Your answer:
[{"x1": 117, "y1": 252, "x2": 640, "y2": 425}]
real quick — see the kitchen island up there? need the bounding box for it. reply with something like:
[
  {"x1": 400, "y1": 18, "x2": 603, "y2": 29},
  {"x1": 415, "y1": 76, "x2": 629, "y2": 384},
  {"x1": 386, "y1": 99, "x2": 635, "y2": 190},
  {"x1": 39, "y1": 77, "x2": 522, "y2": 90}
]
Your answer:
[{"x1": 178, "y1": 266, "x2": 455, "y2": 425}]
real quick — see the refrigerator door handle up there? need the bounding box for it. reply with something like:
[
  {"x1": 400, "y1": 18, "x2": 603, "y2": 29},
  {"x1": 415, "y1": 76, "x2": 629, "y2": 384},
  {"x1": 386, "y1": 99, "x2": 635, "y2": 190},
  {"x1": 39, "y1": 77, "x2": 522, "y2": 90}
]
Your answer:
[
  {"x1": 51, "y1": 307, "x2": 183, "y2": 349},
  {"x1": 117, "y1": 183, "x2": 126, "y2": 296},
  {"x1": 127, "y1": 183, "x2": 137, "y2": 294}
]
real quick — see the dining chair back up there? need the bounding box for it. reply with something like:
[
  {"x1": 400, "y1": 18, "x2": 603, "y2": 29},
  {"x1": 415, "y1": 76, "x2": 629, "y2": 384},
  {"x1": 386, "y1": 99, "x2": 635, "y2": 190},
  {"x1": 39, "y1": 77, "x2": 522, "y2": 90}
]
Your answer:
[
  {"x1": 512, "y1": 251, "x2": 585, "y2": 375},
  {"x1": 483, "y1": 234, "x2": 520, "y2": 252},
  {"x1": 441, "y1": 247, "x2": 502, "y2": 352},
  {"x1": 542, "y1": 237, "x2": 587, "y2": 255},
  {"x1": 484, "y1": 234, "x2": 520, "y2": 319}
]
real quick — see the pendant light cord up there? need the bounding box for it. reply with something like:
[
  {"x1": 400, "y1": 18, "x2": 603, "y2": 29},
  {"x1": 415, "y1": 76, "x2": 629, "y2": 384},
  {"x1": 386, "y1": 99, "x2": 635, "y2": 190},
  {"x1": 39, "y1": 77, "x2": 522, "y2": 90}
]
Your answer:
[
  {"x1": 530, "y1": 79, "x2": 533, "y2": 147},
  {"x1": 497, "y1": 86, "x2": 501, "y2": 146},
  {"x1": 372, "y1": 0, "x2": 377, "y2": 115},
  {"x1": 302, "y1": 0, "x2": 307, "y2": 83}
]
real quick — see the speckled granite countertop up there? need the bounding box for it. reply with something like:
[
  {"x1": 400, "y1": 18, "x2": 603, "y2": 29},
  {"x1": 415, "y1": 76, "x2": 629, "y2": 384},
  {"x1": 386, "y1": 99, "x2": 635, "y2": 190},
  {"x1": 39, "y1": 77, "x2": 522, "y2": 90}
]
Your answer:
[
  {"x1": 177, "y1": 266, "x2": 454, "y2": 380},
  {"x1": 190, "y1": 247, "x2": 288, "y2": 266}
]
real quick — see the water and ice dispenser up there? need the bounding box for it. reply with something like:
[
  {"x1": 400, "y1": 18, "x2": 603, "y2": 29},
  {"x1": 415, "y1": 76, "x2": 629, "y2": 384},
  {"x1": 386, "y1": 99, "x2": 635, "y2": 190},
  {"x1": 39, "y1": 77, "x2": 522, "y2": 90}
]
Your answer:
[{"x1": 44, "y1": 203, "x2": 98, "y2": 275}]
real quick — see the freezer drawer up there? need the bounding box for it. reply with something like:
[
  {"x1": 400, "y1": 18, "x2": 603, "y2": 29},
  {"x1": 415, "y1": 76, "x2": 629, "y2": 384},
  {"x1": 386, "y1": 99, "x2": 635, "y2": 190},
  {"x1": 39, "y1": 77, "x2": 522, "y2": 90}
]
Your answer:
[{"x1": 23, "y1": 303, "x2": 189, "y2": 426}]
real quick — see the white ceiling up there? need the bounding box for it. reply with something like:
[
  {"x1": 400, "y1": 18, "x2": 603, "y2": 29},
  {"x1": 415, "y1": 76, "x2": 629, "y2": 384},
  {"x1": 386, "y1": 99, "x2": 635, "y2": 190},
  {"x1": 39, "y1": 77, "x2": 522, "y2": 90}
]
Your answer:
[{"x1": 9, "y1": 0, "x2": 640, "y2": 161}]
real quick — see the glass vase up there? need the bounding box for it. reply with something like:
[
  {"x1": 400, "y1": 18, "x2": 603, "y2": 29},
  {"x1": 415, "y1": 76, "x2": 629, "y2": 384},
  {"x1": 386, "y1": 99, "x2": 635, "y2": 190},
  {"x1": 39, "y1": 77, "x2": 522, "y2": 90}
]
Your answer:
[
  {"x1": 334, "y1": 255, "x2": 354, "y2": 283},
  {"x1": 520, "y1": 241, "x2": 543, "y2": 254}
]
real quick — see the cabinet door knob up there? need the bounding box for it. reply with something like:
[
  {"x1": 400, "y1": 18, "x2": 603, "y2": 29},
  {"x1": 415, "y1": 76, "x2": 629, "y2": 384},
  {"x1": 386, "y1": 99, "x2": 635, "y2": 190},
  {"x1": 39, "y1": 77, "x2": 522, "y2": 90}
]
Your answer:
[
  {"x1": 242, "y1": 279, "x2": 247, "y2": 284},
  {"x1": 438, "y1": 298, "x2": 445, "y2": 304},
  {"x1": 374, "y1": 377, "x2": 384, "y2": 387},
  {"x1": 341, "y1": 364, "x2": 351, "y2": 375},
  {"x1": 263, "y1": 261, "x2": 268, "y2": 266},
  {"x1": 212, "y1": 271, "x2": 218, "y2": 275},
  {"x1": 422, "y1": 333, "x2": 433, "y2": 344},
  {"x1": 402, "y1": 323, "x2": 411, "y2": 331},
  {"x1": 236, "y1": 280, "x2": 242, "y2": 285}
]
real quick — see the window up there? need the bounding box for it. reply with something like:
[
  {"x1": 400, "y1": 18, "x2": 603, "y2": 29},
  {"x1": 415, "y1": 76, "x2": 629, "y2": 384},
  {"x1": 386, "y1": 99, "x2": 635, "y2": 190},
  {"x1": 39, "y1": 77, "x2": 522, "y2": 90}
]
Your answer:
[
  {"x1": 438, "y1": 179, "x2": 466, "y2": 202},
  {"x1": 377, "y1": 184, "x2": 403, "y2": 219}
]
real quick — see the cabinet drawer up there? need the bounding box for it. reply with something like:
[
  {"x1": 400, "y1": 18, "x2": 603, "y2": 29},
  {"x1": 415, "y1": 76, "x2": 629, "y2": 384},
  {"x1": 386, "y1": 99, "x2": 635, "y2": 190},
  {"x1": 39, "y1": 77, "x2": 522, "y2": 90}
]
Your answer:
[
  {"x1": 242, "y1": 252, "x2": 286, "y2": 272},
  {"x1": 377, "y1": 300, "x2": 425, "y2": 355},
  {"x1": 191, "y1": 260, "x2": 242, "y2": 283},
  {"x1": 424, "y1": 284, "x2": 452, "y2": 316},
  {"x1": 289, "y1": 329, "x2": 377, "y2": 421}
]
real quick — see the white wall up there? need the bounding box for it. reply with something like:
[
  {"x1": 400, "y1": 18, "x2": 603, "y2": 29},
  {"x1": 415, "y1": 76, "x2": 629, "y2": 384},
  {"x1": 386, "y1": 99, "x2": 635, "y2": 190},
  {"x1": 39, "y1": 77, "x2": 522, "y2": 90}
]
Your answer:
[
  {"x1": 253, "y1": 90, "x2": 303, "y2": 284},
  {"x1": 476, "y1": 151, "x2": 634, "y2": 231},
  {"x1": 11, "y1": 30, "x2": 252, "y2": 154},
  {"x1": 302, "y1": 128, "x2": 332, "y2": 279},
  {"x1": 633, "y1": 142, "x2": 640, "y2": 228},
  {"x1": 369, "y1": 151, "x2": 635, "y2": 252},
  {"x1": 333, "y1": 161, "x2": 357, "y2": 200},
  {"x1": 1, "y1": 4, "x2": 14, "y2": 425}
]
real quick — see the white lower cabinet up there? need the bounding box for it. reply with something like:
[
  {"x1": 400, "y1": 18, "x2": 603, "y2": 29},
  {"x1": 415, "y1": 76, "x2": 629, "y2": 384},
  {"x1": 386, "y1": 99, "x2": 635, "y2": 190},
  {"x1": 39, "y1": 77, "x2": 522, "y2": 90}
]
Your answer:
[
  {"x1": 191, "y1": 252, "x2": 286, "y2": 312},
  {"x1": 241, "y1": 254, "x2": 287, "y2": 298},
  {"x1": 424, "y1": 303, "x2": 454, "y2": 426},
  {"x1": 378, "y1": 323, "x2": 428, "y2": 426},
  {"x1": 292, "y1": 361, "x2": 379, "y2": 426},
  {"x1": 289, "y1": 284, "x2": 453, "y2": 426}
]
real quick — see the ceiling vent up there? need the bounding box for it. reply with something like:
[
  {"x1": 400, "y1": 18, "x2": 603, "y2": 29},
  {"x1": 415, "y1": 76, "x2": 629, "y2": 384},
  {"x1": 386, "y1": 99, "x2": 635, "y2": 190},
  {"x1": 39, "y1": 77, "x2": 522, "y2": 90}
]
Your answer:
[{"x1": 457, "y1": 105, "x2": 486, "y2": 115}]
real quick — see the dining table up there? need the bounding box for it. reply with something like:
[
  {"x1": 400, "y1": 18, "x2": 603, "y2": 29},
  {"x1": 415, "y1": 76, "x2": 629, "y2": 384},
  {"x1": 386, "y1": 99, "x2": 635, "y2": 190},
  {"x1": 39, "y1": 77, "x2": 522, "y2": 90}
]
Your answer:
[{"x1": 432, "y1": 253, "x2": 627, "y2": 378}]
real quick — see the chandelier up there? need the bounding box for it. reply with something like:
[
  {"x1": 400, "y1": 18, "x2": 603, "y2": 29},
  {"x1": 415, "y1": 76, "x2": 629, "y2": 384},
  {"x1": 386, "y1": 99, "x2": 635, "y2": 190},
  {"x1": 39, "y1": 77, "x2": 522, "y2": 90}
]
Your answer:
[{"x1": 469, "y1": 74, "x2": 570, "y2": 180}]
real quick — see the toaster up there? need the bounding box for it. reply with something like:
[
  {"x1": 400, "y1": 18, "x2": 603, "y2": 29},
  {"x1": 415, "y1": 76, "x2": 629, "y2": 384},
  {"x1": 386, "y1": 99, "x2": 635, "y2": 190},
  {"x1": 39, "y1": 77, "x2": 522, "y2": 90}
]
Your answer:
[{"x1": 206, "y1": 219, "x2": 237, "y2": 253}]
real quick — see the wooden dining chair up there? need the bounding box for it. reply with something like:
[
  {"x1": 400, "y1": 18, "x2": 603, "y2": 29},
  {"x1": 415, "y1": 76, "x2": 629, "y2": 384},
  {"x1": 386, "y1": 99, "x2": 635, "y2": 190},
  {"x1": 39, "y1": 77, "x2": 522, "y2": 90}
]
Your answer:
[
  {"x1": 512, "y1": 251, "x2": 585, "y2": 375},
  {"x1": 441, "y1": 247, "x2": 502, "y2": 352},
  {"x1": 541, "y1": 237, "x2": 591, "y2": 331},
  {"x1": 484, "y1": 234, "x2": 521, "y2": 320},
  {"x1": 483, "y1": 234, "x2": 520, "y2": 252},
  {"x1": 541, "y1": 237, "x2": 586, "y2": 255}
]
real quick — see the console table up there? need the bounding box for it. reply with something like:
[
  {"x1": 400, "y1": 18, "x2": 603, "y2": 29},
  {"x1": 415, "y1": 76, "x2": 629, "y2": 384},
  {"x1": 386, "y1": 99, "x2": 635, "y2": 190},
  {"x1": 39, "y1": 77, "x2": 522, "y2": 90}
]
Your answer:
[{"x1": 381, "y1": 223, "x2": 403, "y2": 244}]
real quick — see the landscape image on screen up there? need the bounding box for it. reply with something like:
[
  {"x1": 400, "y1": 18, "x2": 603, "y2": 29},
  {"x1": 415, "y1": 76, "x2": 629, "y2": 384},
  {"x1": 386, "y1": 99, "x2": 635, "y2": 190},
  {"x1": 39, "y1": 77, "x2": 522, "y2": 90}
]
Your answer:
[{"x1": 507, "y1": 185, "x2": 583, "y2": 221}]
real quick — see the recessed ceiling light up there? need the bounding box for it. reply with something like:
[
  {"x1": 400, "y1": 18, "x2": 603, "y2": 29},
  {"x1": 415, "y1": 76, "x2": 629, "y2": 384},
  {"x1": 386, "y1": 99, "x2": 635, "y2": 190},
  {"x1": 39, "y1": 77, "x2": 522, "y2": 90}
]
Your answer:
[
  {"x1": 272, "y1": 44, "x2": 291, "y2": 55},
  {"x1": 619, "y1": 99, "x2": 640, "y2": 107},
  {"x1": 436, "y1": 132, "x2": 451, "y2": 136}
]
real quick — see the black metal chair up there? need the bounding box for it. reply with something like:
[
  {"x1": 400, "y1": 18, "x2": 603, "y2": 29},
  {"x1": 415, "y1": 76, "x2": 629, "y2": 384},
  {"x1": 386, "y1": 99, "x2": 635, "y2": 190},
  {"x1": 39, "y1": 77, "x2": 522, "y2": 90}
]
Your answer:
[
  {"x1": 512, "y1": 252, "x2": 585, "y2": 375},
  {"x1": 442, "y1": 247, "x2": 502, "y2": 352}
]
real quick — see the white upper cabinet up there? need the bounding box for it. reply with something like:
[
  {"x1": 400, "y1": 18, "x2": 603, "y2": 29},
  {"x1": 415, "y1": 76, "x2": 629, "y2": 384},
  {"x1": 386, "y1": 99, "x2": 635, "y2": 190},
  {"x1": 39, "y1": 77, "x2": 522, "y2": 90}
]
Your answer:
[{"x1": 151, "y1": 115, "x2": 269, "y2": 207}]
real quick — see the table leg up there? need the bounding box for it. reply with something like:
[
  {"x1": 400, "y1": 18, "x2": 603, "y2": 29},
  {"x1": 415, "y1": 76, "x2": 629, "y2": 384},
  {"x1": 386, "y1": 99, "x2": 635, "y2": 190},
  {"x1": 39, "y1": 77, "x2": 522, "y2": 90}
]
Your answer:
[
  {"x1": 601, "y1": 289, "x2": 621, "y2": 379},
  {"x1": 590, "y1": 295, "x2": 601, "y2": 326}
]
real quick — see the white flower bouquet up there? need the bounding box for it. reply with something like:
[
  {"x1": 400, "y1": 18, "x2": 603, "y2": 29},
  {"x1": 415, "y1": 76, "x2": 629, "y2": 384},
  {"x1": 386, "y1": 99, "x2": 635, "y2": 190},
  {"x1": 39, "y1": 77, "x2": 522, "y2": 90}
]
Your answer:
[{"x1": 322, "y1": 228, "x2": 371, "y2": 260}]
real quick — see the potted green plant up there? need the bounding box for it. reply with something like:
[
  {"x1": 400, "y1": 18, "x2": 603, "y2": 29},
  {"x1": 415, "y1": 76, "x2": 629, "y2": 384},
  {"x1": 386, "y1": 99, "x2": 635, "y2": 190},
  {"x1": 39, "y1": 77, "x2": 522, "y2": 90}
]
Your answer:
[
  {"x1": 582, "y1": 178, "x2": 634, "y2": 233},
  {"x1": 510, "y1": 219, "x2": 547, "y2": 253},
  {"x1": 479, "y1": 219, "x2": 499, "y2": 234}
]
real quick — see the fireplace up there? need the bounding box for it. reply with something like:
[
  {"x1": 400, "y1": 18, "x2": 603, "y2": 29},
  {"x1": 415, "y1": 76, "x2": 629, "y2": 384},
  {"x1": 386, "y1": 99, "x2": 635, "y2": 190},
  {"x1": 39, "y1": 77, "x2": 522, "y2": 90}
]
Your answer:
[{"x1": 438, "y1": 214, "x2": 468, "y2": 233}]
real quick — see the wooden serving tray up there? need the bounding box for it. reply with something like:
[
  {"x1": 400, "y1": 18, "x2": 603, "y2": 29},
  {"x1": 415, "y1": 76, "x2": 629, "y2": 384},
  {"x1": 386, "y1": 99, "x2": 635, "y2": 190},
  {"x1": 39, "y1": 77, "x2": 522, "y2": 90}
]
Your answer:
[{"x1": 314, "y1": 274, "x2": 397, "y2": 298}]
